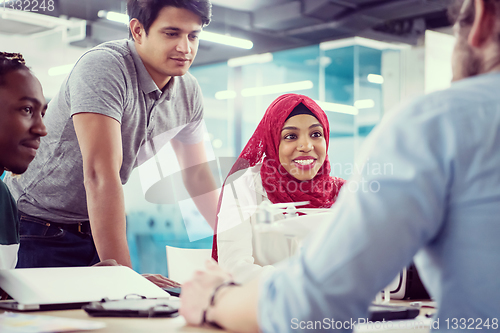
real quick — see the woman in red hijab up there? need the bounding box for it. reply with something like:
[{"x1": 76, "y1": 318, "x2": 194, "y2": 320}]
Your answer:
[{"x1": 213, "y1": 94, "x2": 345, "y2": 283}]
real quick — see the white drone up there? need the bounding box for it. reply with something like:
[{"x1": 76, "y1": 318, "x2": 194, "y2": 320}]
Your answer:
[
  {"x1": 231, "y1": 201, "x2": 334, "y2": 265},
  {"x1": 254, "y1": 200, "x2": 329, "y2": 222},
  {"x1": 225, "y1": 200, "x2": 333, "y2": 237}
]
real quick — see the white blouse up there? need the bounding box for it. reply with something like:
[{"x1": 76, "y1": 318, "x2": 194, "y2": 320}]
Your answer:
[{"x1": 217, "y1": 164, "x2": 302, "y2": 283}]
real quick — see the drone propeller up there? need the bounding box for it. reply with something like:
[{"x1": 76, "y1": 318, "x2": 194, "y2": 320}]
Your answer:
[
  {"x1": 291, "y1": 208, "x2": 331, "y2": 214},
  {"x1": 271, "y1": 201, "x2": 311, "y2": 209},
  {"x1": 221, "y1": 201, "x2": 310, "y2": 212},
  {"x1": 219, "y1": 201, "x2": 329, "y2": 222}
]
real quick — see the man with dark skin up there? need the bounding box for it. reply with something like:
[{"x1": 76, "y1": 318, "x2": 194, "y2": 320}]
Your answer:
[
  {"x1": 5, "y1": 1, "x2": 218, "y2": 288},
  {"x1": 0, "y1": 52, "x2": 47, "y2": 299},
  {"x1": 0, "y1": 53, "x2": 47, "y2": 270}
]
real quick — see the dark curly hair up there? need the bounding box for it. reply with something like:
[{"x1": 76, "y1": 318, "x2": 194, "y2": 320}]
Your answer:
[{"x1": 0, "y1": 52, "x2": 29, "y2": 86}]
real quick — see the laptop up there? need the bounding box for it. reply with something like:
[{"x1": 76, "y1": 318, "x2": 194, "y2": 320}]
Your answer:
[{"x1": 0, "y1": 266, "x2": 170, "y2": 311}]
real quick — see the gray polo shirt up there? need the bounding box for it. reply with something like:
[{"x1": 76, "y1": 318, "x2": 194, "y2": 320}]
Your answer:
[{"x1": 5, "y1": 39, "x2": 204, "y2": 223}]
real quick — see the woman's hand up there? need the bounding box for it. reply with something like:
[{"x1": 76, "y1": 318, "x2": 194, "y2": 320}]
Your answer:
[{"x1": 179, "y1": 259, "x2": 232, "y2": 325}]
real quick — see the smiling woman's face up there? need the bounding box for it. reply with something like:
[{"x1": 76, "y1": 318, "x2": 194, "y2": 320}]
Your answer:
[{"x1": 278, "y1": 114, "x2": 326, "y2": 181}]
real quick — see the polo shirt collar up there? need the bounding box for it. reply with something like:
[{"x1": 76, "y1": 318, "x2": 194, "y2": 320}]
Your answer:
[{"x1": 128, "y1": 39, "x2": 162, "y2": 99}]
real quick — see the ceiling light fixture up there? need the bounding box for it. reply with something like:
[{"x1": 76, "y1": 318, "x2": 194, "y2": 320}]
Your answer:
[
  {"x1": 200, "y1": 31, "x2": 253, "y2": 49},
  {"x1": 354, "y1": 99, "x2": 375, "y2": 109},
  {"x1": 320, "y1": 37, "x2": 410, "y2": 51},
  {"x1": 241, "y1": 80, "x2": 313, "y2": 97},
  {"x1": 367, "y1": 74, "x2": 384, "y2": 84},
  {"x1": 48, "y1": 64, "x2": 75, "y2": 77},
  {"x1": 215, "y1": 90, "x2": 237, "y2": 100},
  {"x1": 314, "y1": 101, "x2": 359, "y2": 115},
  {"x1": 97, "y1": 10, "x2": 129, "y2": 24},
  {"x1": 227, "y1": 53, "x2": 273, "y2": 67},
  {"x1": 97, "y1": 11, "x2": 253, "y2": 49}
]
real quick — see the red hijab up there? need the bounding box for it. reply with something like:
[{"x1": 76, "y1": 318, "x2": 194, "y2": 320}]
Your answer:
[{"x1": 212, "y1": 94, "x2": 345, "y2": 261}]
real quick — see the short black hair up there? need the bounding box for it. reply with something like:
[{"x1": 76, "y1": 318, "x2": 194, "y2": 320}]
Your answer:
[
  {"x1": 127, "y1": 0, "x2": 212, "y2": 39},
  {"x1": 0, "y1": 52, "x2": 29, "y2": 86}
]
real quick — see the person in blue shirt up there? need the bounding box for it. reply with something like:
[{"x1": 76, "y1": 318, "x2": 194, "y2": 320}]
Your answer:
[{"x1": 179, "y1": 0, "x2": 500, "y2": 331}]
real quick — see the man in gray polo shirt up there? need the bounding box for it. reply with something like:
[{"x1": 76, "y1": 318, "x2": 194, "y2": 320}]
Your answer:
[{"x1": 5, "y1": 0, "x2": 218, "y2": 285}]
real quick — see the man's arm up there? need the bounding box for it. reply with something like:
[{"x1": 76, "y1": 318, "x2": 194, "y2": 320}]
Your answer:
[
  {"x1": 74, "y1": 113, "x2": 182, "y2": 287},
  {"x1": 206, "y1": 277, "x2": 260, "y2": 332},
  {"x1": 171, "y1": 138, "x2": 219, "y2": 230},
  {"x1": 180, "y1": 260, "x2": 259, "y2": 333},
  {"x1": 73, "y1": 113, "x2": 132, "y2": 267}
]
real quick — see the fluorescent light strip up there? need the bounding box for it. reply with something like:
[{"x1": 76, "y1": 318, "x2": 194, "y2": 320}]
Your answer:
[
  {"x1": 98, "y1": 11, "x2": 253, "y2": 49},
  {"x1": 215, "y1": 90, "x2": 237, "y2": 100},
  {"x1": 98, "y1": 10, "x2": 129, "y2": 24},
  {"x1": 314, "y1": 101, "x2": 359, "y2": 115},
  {"x1": 213, "y1": 90, "x2": 359, "y2": 115},
  {"x1": 105, "y1": 11, "x2": 130, "y2": 24},
  {"x1": 241, "y1": 80, "x2": 313, "y2": 97},
  {"x1": 367, "y1": 74, "x2": 384, "y2": 84},
  {"x1": 227, "y1": 53, "x2": 273, "y2": 67},
  {"x1": 2, "y1": 7, "x2": 84, "y2": 29},
  {"x1": 48, "y1": 64, "x2": 75, "y2": 77},
  {"x1": 320, "y1": 37, "x2": 410, "y2": 51},
  {"x1": 200, "y1": 31, "x2": 253, "y2": 50},
  {"x1": 354, "y1": 99, "x2": 375, "y2": 109}
]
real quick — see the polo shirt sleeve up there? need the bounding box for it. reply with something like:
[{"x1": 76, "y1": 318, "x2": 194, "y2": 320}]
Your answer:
[
  {"x1": 173, "y1": 77, "x2": 205, "y2": 144},
  {"x1": 66, "y1": 49, "x2": 127, "y2": 123}
]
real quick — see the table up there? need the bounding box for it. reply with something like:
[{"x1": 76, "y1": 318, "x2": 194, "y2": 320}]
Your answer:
[
  {"x1": 1, "y1": 300, "x2": 435, "y2": 333},
  {"x1": 0, "y1": 308, "x2": 222, "y2": 333}
]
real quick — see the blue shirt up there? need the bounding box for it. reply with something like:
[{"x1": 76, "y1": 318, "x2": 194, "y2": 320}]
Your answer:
[{"x1": 259, "y1": 72, "x2": 500, "y2": 332}]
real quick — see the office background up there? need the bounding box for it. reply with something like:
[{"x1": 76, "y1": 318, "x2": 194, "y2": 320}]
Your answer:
[{"x1": 1, "y1": 0, "x2": 455, "y2": 276}]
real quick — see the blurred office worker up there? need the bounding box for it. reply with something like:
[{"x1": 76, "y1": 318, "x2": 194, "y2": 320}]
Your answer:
[
  {"x1": 5, "y1": 0, "x2": 219, "y2": 284},
  {"x1": 180, "y1": 0, "x2": 500, "y2": 331}
]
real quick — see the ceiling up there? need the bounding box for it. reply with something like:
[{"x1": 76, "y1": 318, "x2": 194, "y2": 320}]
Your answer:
[{"x1": 1, "y1": 0, "x2": 455, "y2": 67}]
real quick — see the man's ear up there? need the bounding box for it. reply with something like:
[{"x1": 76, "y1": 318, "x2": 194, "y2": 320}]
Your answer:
[
  {"x1": 129, "y1": 18, "x2": 144, "y2": 43},
  {"x1": 468, "y1": 0, "x2": 496, "y2": 48}
]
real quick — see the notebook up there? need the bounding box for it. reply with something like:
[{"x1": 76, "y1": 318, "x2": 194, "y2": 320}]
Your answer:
[{"x1": 0, "y1": 266, "x2": 170, "y2": 311}]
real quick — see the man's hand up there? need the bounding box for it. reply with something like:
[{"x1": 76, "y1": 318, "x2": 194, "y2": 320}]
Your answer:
[
  {"x1": 91, "y1": 260, "x2": 179, "y2": 289},
  {"x1": 179, "y1": 259, "x2": 232, "y2": 325},
  {"x1": 92, "y1": 259, "x2": 119, "y2": 266},
  {"x1": 142, "y1": 274, "x2": 181, "y2": 288}
]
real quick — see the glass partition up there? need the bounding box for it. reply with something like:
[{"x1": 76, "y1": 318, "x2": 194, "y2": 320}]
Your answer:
[{"x1": 125, "y1": 38, "x2": 404, "y2": 274}]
